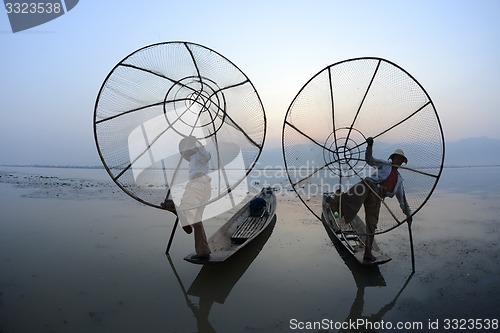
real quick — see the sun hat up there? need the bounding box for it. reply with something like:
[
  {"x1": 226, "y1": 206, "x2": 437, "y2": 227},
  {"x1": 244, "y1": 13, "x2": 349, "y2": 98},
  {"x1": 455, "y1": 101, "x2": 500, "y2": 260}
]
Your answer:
[
  {"x1": 179, "y1": 136, "x2": 197, "y2": 150},
  {"x1": 179, "y1": 136, "x2": 198, "y2": 161},
  {"x1": 389, "y1": 148, "x2": 408, "y2": 164}
]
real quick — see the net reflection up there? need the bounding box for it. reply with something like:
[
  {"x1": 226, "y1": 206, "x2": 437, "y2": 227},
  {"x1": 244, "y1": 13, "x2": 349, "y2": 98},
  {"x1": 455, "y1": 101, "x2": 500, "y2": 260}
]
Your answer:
[
  {"x1": 324, "y1": 223, "x2": 414, "y2": 332},
  {"x1": 167, "y1": 216, "x2": 276, "y2": 332}
]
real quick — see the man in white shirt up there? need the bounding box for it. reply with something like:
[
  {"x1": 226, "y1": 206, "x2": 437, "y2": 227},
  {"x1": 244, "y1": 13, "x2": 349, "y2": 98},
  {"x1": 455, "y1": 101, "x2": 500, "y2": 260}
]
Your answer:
[{"x1": 177, "y1": 136, "x2": 212, "y2": 259}]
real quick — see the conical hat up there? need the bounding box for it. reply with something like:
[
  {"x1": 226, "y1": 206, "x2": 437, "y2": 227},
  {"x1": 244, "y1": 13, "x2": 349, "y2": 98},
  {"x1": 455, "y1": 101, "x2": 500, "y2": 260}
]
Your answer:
[{"x1": 389, "y1": 148, "x2": 408, "y2": 164}]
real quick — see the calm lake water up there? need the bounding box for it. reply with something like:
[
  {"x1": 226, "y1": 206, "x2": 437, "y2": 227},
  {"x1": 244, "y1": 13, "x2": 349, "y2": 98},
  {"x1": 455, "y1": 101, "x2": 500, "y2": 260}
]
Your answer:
[{"x1": 0, "y1": 165, "x2": 499, "y2": 332}]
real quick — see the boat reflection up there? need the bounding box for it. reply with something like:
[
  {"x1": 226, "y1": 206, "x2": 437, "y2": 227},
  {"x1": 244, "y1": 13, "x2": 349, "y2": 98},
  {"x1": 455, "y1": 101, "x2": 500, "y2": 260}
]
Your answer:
[
  {"x1": 167, "y1": 215, "x2": 277, "y2": 333},
  {"x1": 326, "y1": 225, "x2": 414, "y2": 332}
]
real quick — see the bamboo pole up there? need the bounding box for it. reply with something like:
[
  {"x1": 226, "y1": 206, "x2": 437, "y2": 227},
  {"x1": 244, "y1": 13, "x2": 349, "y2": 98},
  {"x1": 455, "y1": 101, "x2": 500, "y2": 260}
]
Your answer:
[
  {"x1": 166, "y1": 216, "x2": 179, "y2": 255},
  {"x1": 407, "y1": 220, "x2": 416, "y2": 273}
]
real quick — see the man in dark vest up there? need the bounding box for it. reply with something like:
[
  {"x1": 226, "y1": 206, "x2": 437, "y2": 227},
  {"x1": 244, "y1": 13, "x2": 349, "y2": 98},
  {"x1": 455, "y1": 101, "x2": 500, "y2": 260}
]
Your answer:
[{"x1": 331, "y1": 137, "x2": 412, "y2": 262}]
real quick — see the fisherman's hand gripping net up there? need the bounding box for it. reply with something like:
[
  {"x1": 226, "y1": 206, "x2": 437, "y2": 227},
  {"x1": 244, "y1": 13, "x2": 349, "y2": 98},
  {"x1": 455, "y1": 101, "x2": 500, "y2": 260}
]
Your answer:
[
  {"x1": 94, "y1": 42, "x2": 266, "y2": 216},
  {"x1": 282, "y1": 57, "x2": 444, "y2": 234}
]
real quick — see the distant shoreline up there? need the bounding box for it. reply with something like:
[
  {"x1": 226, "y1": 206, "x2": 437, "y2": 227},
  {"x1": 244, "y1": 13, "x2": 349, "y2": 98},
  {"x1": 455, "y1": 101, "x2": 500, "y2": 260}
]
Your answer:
[
  {"x1": 2, "y1": 164, "x2": 500, "y2": 170},
  {"x1": 0, "y1": 164, "x2": 104, "y2": 170}
]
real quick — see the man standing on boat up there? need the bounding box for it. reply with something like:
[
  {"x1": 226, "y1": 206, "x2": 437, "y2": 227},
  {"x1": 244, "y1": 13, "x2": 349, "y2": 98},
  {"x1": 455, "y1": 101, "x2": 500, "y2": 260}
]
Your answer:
[
  {"x1": 176, "y1": 136, "x2": 212, "y2": 259},
  {"x1": 331, "y1": 137, "x2": 412, "y2": 262}
]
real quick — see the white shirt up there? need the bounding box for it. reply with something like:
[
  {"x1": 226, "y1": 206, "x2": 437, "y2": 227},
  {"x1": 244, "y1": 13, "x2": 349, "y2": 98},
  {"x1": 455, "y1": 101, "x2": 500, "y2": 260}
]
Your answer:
[{"x1": 188, "y1": 144, "x2": 211, "y2": 180}]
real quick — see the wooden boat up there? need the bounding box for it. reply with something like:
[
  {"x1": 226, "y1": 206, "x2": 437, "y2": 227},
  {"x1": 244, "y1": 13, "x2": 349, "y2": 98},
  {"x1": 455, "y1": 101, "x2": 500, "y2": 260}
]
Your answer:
[
  {"x1": 184, "y1": 187, "x2": 277, "y2": 264},
  {"x1": 321, "y1": 193, "x2": 391, "y2": 266}
]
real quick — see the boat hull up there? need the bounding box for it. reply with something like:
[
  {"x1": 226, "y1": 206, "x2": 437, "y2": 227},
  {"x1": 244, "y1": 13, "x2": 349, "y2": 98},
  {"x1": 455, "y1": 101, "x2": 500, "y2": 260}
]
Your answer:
[
  {"x1": 184, "y1": 187, "x2": 277, "y2": 264},
  {"x1": 321, "y1": 193, "x2": 391, "y2": 266}
]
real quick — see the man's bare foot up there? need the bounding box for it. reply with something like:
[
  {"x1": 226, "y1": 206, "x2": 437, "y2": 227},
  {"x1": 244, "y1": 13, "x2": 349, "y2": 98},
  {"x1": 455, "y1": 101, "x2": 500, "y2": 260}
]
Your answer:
[{"x1": 182, "y1": 225, "x2": 192, "y2": 234}]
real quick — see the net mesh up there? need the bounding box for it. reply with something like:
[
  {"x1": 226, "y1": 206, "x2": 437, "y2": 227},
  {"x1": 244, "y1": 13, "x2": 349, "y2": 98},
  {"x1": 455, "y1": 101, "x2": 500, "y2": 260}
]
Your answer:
[
  {"x1": 282, "y1": 57, "x2": 444, "y2": 234},
  {"x1": 94, "y1": 42, "x2": 266, "y2": 213}
]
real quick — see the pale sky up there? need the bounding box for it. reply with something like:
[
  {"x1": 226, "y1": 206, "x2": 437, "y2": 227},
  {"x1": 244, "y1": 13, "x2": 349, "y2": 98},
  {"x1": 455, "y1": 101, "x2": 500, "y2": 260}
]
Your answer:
[{"x1": 1, "y1": 0, "x2": 499, "y2": 165}]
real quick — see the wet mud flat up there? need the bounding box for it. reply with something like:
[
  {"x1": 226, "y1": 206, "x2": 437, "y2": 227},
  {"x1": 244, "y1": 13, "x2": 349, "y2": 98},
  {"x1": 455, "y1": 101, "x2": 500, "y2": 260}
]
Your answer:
[
  {"x1": 0, "y1": 168, "x2": 124, "y2": 200},
  {"x1": 0, "y1": 166, "x2": 499, "y2": 332}
]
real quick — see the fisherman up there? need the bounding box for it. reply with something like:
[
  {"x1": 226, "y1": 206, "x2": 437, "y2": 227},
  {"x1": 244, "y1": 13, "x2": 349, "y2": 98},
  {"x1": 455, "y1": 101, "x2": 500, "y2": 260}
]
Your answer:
[
  {"x1": 176, "y1": 136, "x2": 212, "y2": 259},
  {"x1": 330, "y1": 137, "x2": 412, "y2": 262}
]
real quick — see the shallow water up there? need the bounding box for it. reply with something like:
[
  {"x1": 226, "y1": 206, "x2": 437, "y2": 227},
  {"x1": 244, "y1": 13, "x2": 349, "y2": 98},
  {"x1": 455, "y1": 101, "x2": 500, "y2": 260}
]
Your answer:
[{"x1": 0, "y1": 166, "x2": 499, "y2": 332}]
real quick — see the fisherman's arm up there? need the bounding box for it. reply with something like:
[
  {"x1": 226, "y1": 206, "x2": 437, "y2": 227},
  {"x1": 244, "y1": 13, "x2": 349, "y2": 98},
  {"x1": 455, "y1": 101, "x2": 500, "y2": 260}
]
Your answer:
[
  {"x1": 195, "y1": 141, "x2": 211, "y2": 163},
  {"x1": 396, "y1": 184, "x2": 413, "y2": 223},
  {"x1": 365, "y1": 137, "x2": 376, "y2": 166},
  {"x1": 365, "y1": 137, "x2": 386, "y2": 167}
]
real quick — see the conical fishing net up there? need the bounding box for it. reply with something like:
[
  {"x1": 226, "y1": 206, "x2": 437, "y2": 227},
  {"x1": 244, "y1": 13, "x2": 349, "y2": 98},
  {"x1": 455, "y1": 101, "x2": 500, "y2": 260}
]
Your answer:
[
  {"x1": 282, "y1": 57, "x2": 444, "y2": 234},
  {"x1": 94, "y1": 42, "x2": 266, "y2": 218}
]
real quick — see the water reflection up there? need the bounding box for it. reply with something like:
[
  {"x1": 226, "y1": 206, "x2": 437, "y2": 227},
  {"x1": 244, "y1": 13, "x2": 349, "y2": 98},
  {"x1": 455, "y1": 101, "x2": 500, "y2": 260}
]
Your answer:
[
  {"x1": 167, "y1": 216, "x2": 277, "y2": 333},
  {"x1": 325, "y1": 223, "x2": 414, "y2": 332}
]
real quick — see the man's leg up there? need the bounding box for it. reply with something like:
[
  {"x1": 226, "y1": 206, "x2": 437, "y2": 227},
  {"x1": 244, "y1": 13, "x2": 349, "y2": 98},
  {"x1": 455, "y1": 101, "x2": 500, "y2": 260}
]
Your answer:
[
  {"x1": 192, "y1": 177, "x2": 212, "y2": 256},
  {"x1": 363, "y1": 184, "x2": 382, "y2": 260},
  {"x1": 193, "y1": 221, "x2": 211, "y2": 257},
  {"x1": 178, "y1": 177, "x2": 212, "y2": 256},
  {"x1": 340, "y1": 181, "x2": 370, "y2": 223}
]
